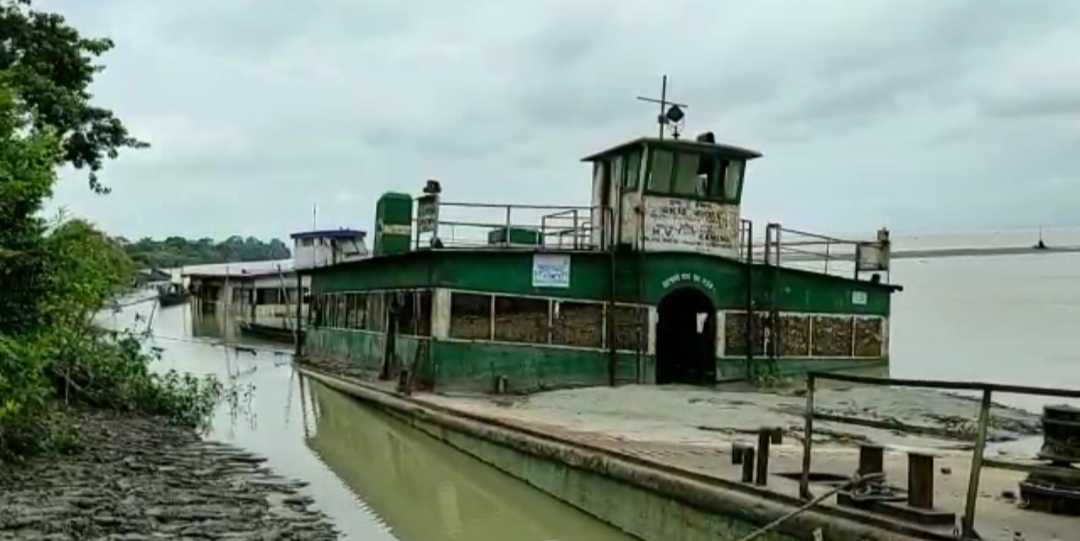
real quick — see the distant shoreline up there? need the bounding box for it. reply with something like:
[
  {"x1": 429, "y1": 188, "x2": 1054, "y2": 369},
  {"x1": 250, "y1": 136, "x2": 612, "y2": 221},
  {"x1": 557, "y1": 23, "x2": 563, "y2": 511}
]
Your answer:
[{"x1": 892, "y1": 245, "x2": 1080, "y2": 259}]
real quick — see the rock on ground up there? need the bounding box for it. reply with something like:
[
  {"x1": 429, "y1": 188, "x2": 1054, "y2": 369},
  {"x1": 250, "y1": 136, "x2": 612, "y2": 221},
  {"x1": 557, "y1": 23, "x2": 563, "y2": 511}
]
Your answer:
[{"x1": 0, "y1": 409, "x2": 338, "y2": 541}]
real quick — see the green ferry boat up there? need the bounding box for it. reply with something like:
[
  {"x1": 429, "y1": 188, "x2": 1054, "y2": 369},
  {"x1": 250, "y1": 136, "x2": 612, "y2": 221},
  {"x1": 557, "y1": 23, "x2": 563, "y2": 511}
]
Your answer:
[{"x1": 298, "y1": 127, "x2": 899, "y2": 394}]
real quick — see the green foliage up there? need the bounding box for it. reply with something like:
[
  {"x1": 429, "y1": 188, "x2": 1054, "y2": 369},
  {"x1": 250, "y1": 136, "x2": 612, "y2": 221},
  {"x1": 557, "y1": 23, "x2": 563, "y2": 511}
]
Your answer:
[
  {"x1": 0, "y1": 0, "x2": 147, "y2": 194},
  {"x1": 119, "y1": 235, "x2": 292, "y2": 270},
  {"x1": 46, "y1": 329, "x2": 223, "y2": 429},
  {"x1": 0, "y1": 1, "x2": 222, "y2": 461}
]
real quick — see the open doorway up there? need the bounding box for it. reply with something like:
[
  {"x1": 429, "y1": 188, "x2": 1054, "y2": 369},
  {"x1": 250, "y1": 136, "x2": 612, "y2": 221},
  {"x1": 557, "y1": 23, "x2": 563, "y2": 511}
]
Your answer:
[{"x1": 655, "y1": 287, "x2": 717, "y2": 385}]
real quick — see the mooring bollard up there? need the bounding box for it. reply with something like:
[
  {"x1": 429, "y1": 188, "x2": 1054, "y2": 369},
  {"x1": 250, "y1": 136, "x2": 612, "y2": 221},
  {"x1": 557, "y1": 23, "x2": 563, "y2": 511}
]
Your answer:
[
  {"x1": 742, "y1": 447, "x2": 756, "y2": 483},
  {"x1": 732, "y1": 443, "x2": 751, "y2": 465},
  {"x1": 859, "y1": 444, "x2": 885, "y2": 478},
  {"x1": 907, "y1": 452, "x2": 935, "y2": 510},
  {"x1": 494, "y1": 375, "x2": 508, "y2": 395},
  {"x1": 756, "y1": 427, "x2": 780, "y2": 486},
  {"x1": 397, "y1": 369, "x2": 412, "y2": 396}
]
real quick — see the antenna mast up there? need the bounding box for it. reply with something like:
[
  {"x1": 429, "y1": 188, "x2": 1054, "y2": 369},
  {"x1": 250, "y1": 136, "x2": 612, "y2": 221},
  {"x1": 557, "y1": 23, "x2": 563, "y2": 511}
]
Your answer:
[{"x1": 636, "y1": 75, "x2": 689, "y2": 140}]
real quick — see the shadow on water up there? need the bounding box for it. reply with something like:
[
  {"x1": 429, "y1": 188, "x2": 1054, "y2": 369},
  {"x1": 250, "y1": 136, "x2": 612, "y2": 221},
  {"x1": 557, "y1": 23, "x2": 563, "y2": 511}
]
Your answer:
[
  {"x1": 300, "y1": 374, "x2": 636, "y2": 541},
  {"x1": 103, "y1": 295, "x2": 633, "y2": 541}
]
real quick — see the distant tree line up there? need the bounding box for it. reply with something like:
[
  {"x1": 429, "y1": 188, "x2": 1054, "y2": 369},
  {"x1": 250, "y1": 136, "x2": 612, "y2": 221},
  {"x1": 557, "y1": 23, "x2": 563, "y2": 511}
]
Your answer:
[{"x1": 116, "y1": 236, "x2": 292, "y2": 269}]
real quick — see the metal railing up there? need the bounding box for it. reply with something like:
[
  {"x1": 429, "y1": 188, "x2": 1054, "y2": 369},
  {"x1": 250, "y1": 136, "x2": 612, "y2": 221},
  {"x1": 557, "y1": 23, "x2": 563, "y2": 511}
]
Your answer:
[
  {"x1": 410, "y1": 197, "x2": 890, "y2": 283},
  {"x1": 800, "y1": 372, "x2": 1080, "y2": 539},
  {"x1": 413, "y1": 201, "x2": 609, "y2": 251},
  {"x1": 739, "y1": 223, "x2": 892, "y2": 281}
]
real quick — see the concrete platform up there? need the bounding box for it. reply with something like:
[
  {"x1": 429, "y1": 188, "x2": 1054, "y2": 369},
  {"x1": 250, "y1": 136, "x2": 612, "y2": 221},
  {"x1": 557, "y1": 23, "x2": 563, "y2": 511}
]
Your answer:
[
  {"x1": 297, "y1": 359, "x2": 1072, "y2": 541},
  {"x1": 413, "y1": 386, "x2": 1069, "y2": 541}
]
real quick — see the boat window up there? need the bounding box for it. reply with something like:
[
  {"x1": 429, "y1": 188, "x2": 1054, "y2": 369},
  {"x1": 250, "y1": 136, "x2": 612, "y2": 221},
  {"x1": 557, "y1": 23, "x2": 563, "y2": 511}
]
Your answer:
[
  {"x1": 671, "y1": 153, "x2": 705, "y2": 197},
  {"x1": 493, "y1": 296, "x2": 550, "y2": 344},
  {"x1": 417, "y1": 290, "x2": 432, "y2": 335},
  {"x1": 366, "y1": 293, "x2": 385, "y2": 332},
  {"x1": 348, "y1": 293, "x2": 367, "y2": 329},
  {"x1": 622, "y1": 151, "x2": 641, "y2": 189},
  {"x1": 323, "y1": 293, "x2": 336, "y2": 326},
  {"x1": 335, "y1": 294, "x2": 346, "y2": 327},
  {"x1": 647, "y1": 149, "x2": 674, "y2": 192},
  {"x1": 611, "y1": 156, "x2": 624, "y2": 194},
  {"x1": 723, "y1": 160, "x2": 745, "y2": 201},
  {"x1": 393, "y1": 289, "x2": 432, "y2": 336},
  {"x1": 550, "y1": 301, "x2": 603, "y2": 348},
  {"x1": 311, "y1": 293, "x2": 323, "y2": 326},
  {"x1": 449, "y1": 292, "x2": 492, "y2": 340}
]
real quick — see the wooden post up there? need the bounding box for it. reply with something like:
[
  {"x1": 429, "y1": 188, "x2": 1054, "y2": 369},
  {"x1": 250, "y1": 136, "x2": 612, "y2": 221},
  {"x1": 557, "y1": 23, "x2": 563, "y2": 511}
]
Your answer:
[
  {"x1": 962, "y1": 390, "x2": 993, "y2": 538},
  {"x1": 294, "y1": 271, "x2": 304, "y2": 357},
  {"x1": 859, "y1": 444, "x2": 885, "y2": 478},
  {"x1": 756, "y1": 427, "x2": 772, "y2": 486},
  {"x1": 907, "y1": 452, "x2": 935, "y2": 510},
  {"x1": 741, "y1": 447, "x2": 756, "y2": 483},
  {"x1": 799, "y1": 374, "x2": 816, "y2": 499}
]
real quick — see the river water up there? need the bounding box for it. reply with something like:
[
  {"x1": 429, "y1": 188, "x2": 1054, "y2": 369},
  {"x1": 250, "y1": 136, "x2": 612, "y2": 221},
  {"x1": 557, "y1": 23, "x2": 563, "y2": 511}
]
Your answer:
[
  {"x1": 105, "y1": 300, "x2": 637, "y2": 541},
  {"x1": 108, "y1": 241, "x2": 1080, "y2": 541}
]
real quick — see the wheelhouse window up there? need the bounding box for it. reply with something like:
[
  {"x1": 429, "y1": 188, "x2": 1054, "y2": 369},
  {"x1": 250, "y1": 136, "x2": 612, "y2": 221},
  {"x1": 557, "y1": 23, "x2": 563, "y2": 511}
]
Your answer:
[
  {"x1": 646, "y1": 149, "x2": 675, "y2": 192},
  {"x1": 671, "y1": 153, "x2": 704, "y2": 196},
  {"x1": 622, "y1": 150, "x2": 642, "y2": 189},
  {"x1": 723, "y1": 159, "x2": 745, "y2": 201},
  {"x1": 646, "y1": 147, "x2": 745, "y2": 203}
]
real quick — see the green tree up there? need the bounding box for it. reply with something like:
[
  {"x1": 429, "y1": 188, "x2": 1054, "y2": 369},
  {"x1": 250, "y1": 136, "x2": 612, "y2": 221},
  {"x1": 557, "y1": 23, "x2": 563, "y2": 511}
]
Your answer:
[
  {"x1": 0, "y1": 1, "x2": 221, "y2": 460},
  {"x1": 122, "y1": 235, "x2": 292, "y2": 269},
  {"x1": 0, "y1": 72, "x2": 61, "y2": 335},
  {"x1": 0, "y1": 0, "x2": 147, "y2": 194}
]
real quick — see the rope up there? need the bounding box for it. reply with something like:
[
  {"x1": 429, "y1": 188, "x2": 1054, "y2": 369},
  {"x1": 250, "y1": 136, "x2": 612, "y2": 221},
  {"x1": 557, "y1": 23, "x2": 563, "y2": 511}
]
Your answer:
[
  {"x1": 733, "y1": 472, "x2": 885, "y2": 541},
  {"x1": 108, "y1": 295, "x2": 161, "y2": 309},
  {"x1": 147, "y1": 334, "x2": 291, "y2": 355}
]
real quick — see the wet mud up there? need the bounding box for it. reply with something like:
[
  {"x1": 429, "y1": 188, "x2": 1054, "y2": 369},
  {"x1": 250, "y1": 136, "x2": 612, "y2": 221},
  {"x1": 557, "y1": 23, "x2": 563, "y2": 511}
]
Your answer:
[{"x1": 0, "y1": 409, "x2": 338, "y2": 541}]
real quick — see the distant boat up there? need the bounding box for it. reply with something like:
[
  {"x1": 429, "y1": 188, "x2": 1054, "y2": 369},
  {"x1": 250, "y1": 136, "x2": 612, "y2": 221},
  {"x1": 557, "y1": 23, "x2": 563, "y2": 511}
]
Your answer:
[
  {"x1": 238, "y1": 321, "x2": 303, "y2": 345},
  {"x1": 156, "y1": 282, "x2": 190, "y2": 307},
  {"x1": 1034, "y1": 227, "x2": 1049, "y2": 250}
]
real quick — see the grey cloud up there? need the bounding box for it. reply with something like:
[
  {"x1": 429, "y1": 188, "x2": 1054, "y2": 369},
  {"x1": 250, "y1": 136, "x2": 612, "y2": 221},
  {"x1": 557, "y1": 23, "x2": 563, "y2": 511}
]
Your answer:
[
  {"x1": 982, "y1": 92, "x2": 1080, "y2": 119},
  {"x1": 35, "y1": 0, "x2": 1080, "y2": 239}
]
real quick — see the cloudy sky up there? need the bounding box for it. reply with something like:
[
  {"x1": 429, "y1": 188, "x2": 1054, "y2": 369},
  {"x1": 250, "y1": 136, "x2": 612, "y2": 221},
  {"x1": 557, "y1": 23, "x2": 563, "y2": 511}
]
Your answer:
[{"x1": 40, "y1": 0, "x2": 1080, "y2": 241}]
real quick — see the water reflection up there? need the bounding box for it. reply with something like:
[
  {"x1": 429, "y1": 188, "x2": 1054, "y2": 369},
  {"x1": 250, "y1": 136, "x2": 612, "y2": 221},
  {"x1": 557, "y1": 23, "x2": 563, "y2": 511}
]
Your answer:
[
  {"x1": 300, "y1": 375, "x2": 636, "y2": 541},
  {"x1": 98, "y1": 295, "x2": 632, "y2": 541}
]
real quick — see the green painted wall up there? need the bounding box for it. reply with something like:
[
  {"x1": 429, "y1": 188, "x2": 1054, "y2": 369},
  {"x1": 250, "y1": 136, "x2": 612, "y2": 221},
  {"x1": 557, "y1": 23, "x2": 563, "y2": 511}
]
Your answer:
[
  {"x1": 310, "y1": 253, "x2": 435, "y2": 293},
  {"x1": 306, "y1": 328, "x2": 434, "y2": 384},
  {"x1": 432, "y1": 340, "x2": 650, "y2": 393},
  {"x1": 306, "y1": 326, "x2": 651, "y2": 394},
  {"x1": 306, "y1": 325, "x2": 890, "y2": 393},
  {"x1": 305, "y1": 249, "x2": 896, "y2": 392},
  {"x1": 308, "y1": 249, "x2": 895, "y2": 315},
  {"x1": 753, "y1": 266, "x2": 891, "y2": 316},
  {"x1": 716, "y1": 357, "x2": 889, "y2": 381}
]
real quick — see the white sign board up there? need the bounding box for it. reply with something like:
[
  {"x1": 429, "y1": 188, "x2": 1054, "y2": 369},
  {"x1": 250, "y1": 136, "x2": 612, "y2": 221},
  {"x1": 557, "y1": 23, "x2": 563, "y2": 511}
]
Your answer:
[
  {"x1": 532, "y1": 254, "x2": 571, "y2": 288},
  {"x1": 641, "y1": 196, "x2": 740, "y2": 256},
  {"x1": 851, "y1": 290, "x2": 868, "y2": 305},
  {"x1": 416, "y1": 195, "x2": 440, "y2": 234}
]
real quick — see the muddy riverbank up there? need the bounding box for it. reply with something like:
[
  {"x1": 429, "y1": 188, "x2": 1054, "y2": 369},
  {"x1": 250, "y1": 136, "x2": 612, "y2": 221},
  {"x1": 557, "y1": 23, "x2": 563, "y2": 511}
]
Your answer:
[{"x1": 0, "y1": 408, "x2": 339, "y2": 541}]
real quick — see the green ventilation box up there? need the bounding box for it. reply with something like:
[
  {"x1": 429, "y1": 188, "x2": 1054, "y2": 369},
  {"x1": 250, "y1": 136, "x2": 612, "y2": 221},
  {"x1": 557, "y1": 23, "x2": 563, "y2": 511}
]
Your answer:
[
  {"x1": 487, "y1": 227, "x2": 540, "y2": 246},
  {"x1": 374, "y1": 192, "x2": 413, "y2": 256}
]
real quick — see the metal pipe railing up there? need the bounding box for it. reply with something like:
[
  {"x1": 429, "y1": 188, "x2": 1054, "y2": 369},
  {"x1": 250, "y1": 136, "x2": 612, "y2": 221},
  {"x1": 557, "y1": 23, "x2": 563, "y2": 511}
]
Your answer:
[
  {"x1": 800, "y1": 372, "x2": 1080, "y2": 539},
  {"x1": 412, "y1": 202, "x2": 604, "y2": 250}
]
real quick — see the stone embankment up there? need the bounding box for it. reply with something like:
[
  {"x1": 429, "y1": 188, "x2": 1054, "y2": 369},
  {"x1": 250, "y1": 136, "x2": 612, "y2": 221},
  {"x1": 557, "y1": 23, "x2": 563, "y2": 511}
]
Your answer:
[{"x1": 0, "y1": 409, "x2": 338, "y2": 541}]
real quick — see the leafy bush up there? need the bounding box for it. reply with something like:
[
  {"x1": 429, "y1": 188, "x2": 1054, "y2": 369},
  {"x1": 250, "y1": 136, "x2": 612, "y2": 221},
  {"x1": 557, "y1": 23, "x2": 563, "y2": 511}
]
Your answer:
[{"x1": 0, "y1": 0, "x2": 223, "y2": 460}]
